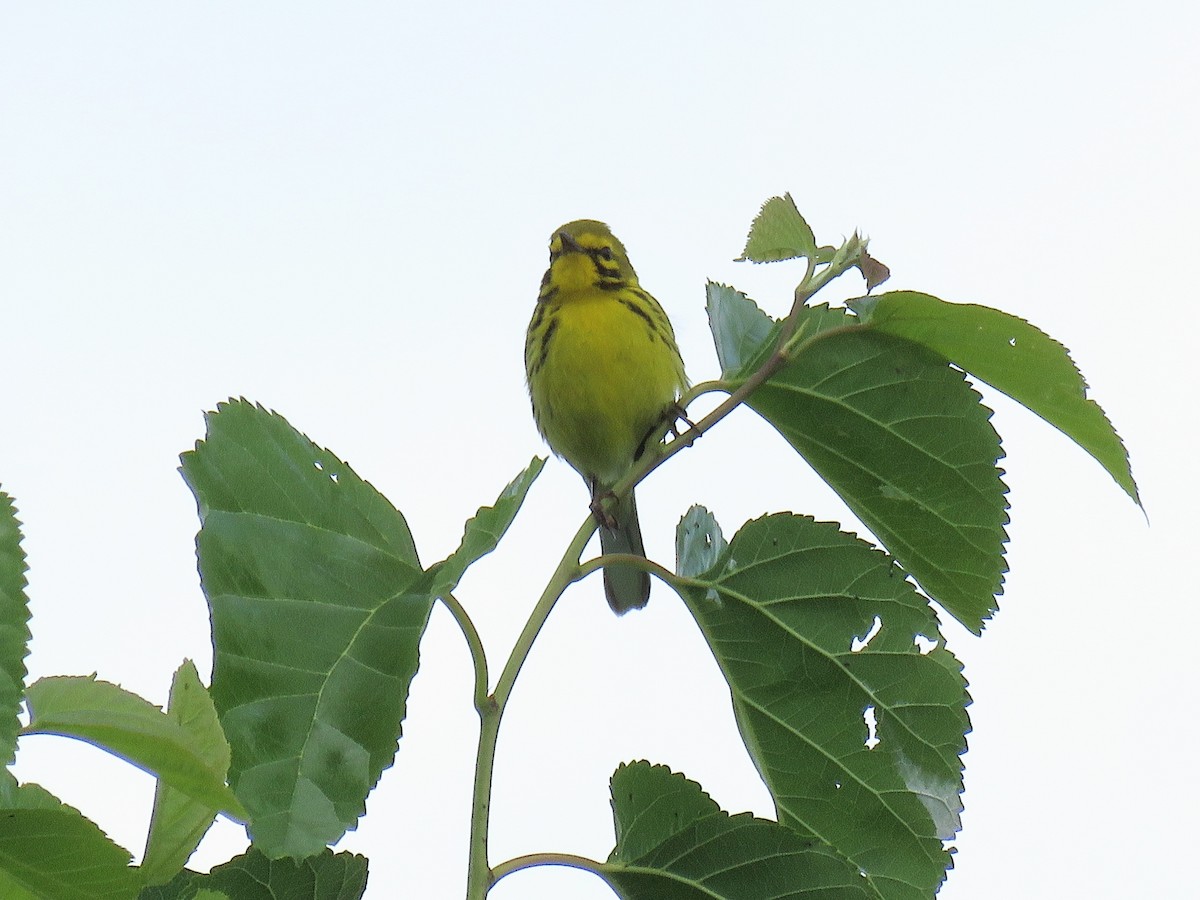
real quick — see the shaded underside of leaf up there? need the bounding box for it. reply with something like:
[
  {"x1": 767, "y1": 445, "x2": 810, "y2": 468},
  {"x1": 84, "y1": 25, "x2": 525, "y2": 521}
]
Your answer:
[
  {"x1": 0, "y1": 490, "x2": 30, "y2": 767},
  {"x1": 179, "y1": 400, "x2": 434, "y2": 857},
  {"x1": 678, "y1": 512, "x2": 970, "y2": 900},
  {"x1": 746, "y1": 327, "x2": 1009, "y2": 632},
  {"x1": 705, "y1": 285, "x2": 856, "y2": 383},
  {"x1": 851, "y1": 290, "x2": 1139, "y2": 505},
  {"x1": 604, "y1": 761, "x2": 872, "y2": 899},
  {"x1": 706, "y1": 283, "x2": 779, "y2": 380}
]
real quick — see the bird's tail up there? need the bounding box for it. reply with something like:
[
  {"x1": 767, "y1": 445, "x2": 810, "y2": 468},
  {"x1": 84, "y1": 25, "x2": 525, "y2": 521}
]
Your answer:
[{"x1": 599, "y1": 489, "x2": 651, "y2": 614}]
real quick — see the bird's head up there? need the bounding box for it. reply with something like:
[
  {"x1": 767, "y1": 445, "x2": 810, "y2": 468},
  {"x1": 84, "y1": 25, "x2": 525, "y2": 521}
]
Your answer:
[{"x1": 545, "y1": 220, "x2": 638, "y2": 291}]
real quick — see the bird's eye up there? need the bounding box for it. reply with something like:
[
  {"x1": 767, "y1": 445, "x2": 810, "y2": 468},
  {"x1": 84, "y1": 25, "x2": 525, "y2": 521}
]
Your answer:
[{"x1": 598, "y1": 246, "x2": 614, "y2": 260}]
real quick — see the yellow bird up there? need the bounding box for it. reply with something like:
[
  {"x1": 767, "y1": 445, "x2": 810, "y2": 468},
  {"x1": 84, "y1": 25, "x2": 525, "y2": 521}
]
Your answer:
[{"x1": 525, "y1": 220, "x2": 687, "y2": 613}]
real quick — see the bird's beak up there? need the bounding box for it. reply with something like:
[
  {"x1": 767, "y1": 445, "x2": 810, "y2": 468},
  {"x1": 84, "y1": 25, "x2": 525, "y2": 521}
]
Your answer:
[{"x1": 556, "y1": 230, "x2": 585, "y2": 253}]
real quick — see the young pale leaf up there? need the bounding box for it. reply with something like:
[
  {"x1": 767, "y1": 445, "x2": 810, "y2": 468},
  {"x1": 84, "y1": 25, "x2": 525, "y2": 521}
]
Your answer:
[
  {"x1": 429, "y1": 457, "x2": 544, "y2": 598},
  {"x1": 137, "y1": 848, "x2": 367, "y2": 900},
  {"x1": 737, "y1": 193, "x2": 819, "y2": 263},
  {"x1": 0, "y1": 490, "x2": 30, "y2": 767},
  {"x1": 22, "y1": 676, "x2": 243, "y2": 819},
  {"x1": 744, "y1": 327, "x2": 1008, "y2": 632},
  {"x1": 139, "y1": 661, "x2": 232, "y2": 888},
  {"x1": 679, "y1": 514, "x2": 970, "y2": 900},
  {"x1": 603, "y1": 762, "x2": 873, "y2": 899},
  {"x1": 0, "y1": 782, "x2": 138, "y2": 900},
  {"x1": 850, "y1": 291, "x2": 1139, "y2": 505},
  {"x1": 675, "y1": 505, "x2": 727, "y2": 581},
  {"x1": 179, "y1": 399, "x2": 434, "y2": 858}
]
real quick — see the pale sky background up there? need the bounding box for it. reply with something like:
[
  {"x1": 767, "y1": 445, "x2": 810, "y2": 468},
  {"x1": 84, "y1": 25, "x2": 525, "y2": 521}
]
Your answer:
[{"x1": 3, "y1": 2, "x2": 1197, "y2": 898}]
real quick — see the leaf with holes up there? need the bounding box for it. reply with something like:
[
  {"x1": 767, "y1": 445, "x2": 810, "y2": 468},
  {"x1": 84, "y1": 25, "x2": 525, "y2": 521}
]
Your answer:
[
  {"x1": 180, "y1": 399, "x2": 433, "y2": 857},
  {"x1": 850, "y1": 290, "x2": 1139, "y2": 505},
  {"x1": 676, "y1": 509, "x2": 970, "y2": 900}
]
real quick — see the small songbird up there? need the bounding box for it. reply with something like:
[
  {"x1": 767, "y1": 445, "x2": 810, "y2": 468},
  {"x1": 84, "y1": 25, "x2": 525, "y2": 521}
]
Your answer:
[{"x1": 525, "y1": 220, "x2": 687, "y2": 613}]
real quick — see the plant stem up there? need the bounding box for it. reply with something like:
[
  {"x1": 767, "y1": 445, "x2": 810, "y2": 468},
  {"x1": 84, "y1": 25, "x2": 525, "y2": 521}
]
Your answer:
[
  {"x1": 440, "y1": 591, "x2": 489, "y2": 710},
  {"x1": 464, "y1": 515, "x2": 597, "y2": 900},
  {"x1": 491, "y1": 852, "x2": 605, "y2": 885}
]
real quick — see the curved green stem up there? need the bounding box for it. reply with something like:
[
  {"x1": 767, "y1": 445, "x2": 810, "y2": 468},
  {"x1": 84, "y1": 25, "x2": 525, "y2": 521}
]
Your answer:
[
  {"x1": 439, "y1": 591, "x2": 489, "y2": 711},
  {"x1": 465, "y1": 515, "x2": 597, "y2": 900},
  {"x1": 491, "y1": 852, "x2": 606, "y2": 885},
  {"x1": 578, "y1": 552, "x2": 678, "y2": 589}
]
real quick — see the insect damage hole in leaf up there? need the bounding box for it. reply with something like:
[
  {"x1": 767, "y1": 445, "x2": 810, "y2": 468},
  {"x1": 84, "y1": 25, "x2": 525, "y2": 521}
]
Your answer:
[
  {"x1": 850, "y1": 615, "x2": 882, "y2": 652},
  {"x1": 312, "y1": 459, "x2": 341, "y2": 483},
  {"x1": 914, "y1": 634, "x2": 938, "y2": 655},
  {"x1": 863, "y1": 705, "x2": 880, "y2": 750}
]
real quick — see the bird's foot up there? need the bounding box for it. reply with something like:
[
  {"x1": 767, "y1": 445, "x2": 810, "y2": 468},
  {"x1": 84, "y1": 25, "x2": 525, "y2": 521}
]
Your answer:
[{"x1": 590, "y1": 490, "x2": 619, "y2": 530}]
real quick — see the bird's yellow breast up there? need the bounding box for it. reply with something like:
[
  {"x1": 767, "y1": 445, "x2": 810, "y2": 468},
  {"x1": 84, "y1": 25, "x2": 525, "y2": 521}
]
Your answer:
[{"x1": 528, "y1": 288, "x2": 684, "y2": 486}]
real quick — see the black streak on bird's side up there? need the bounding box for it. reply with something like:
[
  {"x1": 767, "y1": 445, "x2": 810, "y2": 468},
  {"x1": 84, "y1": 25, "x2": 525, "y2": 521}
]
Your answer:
[
  {"x1": 619, "y1": 297, "x2": 657, "y2": 330},
  {"x1": 531, "y1": 315, "x2": 558, "y2": 375}
]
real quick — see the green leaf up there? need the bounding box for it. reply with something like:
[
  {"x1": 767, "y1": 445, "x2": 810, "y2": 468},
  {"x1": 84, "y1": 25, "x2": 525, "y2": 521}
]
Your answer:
[
  {"x1": 0, "y1": 490, "x2": 30, "y2": 767},
  {"x1": 430, "y1": 457, "x2": 544, "y2": 598},
  {"x1": 705, "y1": 283, "x2": 779, "y2": 379},
  {"x1": 850, "y1": 290, "x2": 1139, "y2": 505},
  {"x1": 737, "y1": 193, "x2": 819, "y2": 263},
  {"x1": 179, "y1": 399, "x2": 434, "y2": 858},
  {"x1": 743, "y1": 327, "x2": 1009, "y2": 631},
  {"x1": 139, "y1": 661, "x2": 233, "y2": 887},
  {"x1": 0, "y1": 782, "x2": 139, "y2": 900},
  {"x1": 22, "y1": 676, "x2": 244, "y2": 819},
  {"x1": 677, "y1": 513, "x2": 970, "y2": 900},
  {"x1": 137, "y1": 848, "x2": 367, "y2": 900},
  {"x1": 602, "y1": 761, "x2": 873, "y2": 899}
]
